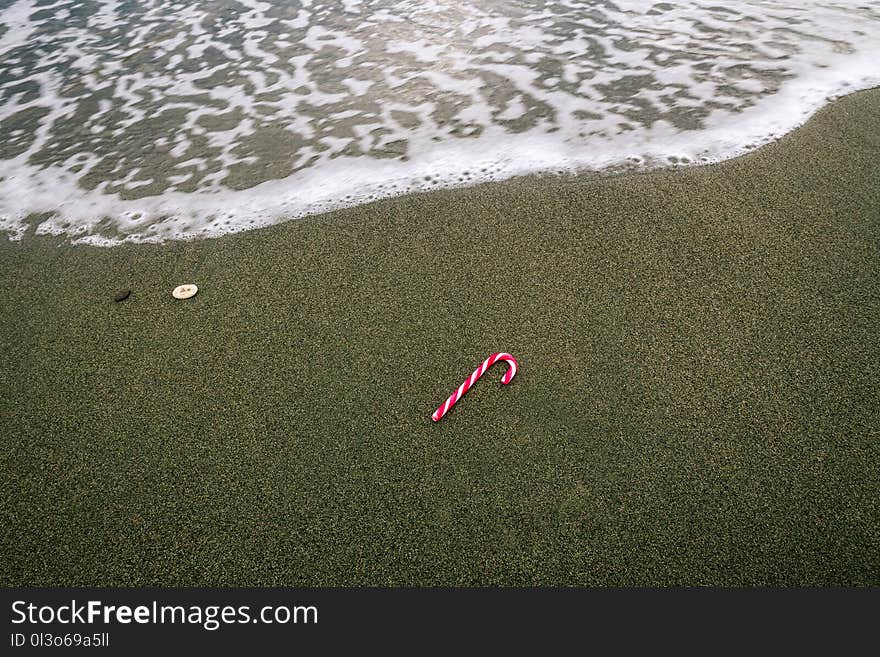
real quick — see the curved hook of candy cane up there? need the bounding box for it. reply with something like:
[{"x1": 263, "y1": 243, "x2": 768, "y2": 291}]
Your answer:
[
  {"x1": 432, "y1": 352, "x2": 519, "y2": 422},
  {"x1": 495, "y1": 352, "x2": 518, "y2": 385}
]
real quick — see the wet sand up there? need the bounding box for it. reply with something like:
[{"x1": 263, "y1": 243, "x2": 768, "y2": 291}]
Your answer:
[{"x1": 1, "y1": 89, "x2": 878, "y2": 586}]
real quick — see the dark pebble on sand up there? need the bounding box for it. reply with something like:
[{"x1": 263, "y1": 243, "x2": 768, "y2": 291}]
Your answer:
[{"x1": 114, "y1": 289, "x2": 131, "y2": 302}]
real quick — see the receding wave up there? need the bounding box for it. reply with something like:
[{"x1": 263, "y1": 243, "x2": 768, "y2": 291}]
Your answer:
[{"x1": 1, "y1": 0, "x2": 879, "y2": 245}]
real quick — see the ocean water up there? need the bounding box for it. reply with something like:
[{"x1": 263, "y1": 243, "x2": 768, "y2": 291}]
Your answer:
[{"x1": 1, "y1": 0, "x2": 878, "y2": 245}]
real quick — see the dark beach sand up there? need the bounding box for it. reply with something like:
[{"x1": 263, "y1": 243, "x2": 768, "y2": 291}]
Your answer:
[{"x1": 1, "y1": 89, "x2": 878, "y2": 586}]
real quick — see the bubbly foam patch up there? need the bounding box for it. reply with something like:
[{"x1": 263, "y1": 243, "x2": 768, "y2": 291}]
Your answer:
[{"x1": 1, "y1": 0, "x2": 879, "y2": 245}]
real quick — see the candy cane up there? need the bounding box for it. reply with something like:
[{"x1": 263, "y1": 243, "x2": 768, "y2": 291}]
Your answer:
[{"x1": 432, "y1": 352, "x2": 519, "y2": 422}]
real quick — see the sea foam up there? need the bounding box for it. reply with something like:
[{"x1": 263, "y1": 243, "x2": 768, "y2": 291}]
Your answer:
[{"x1": 1, "y1": 0, "x2": 879, "y2": 245}]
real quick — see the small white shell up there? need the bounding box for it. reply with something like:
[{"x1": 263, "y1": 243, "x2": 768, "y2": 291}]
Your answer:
[{"x1": 172, "y1": 284, "x2": 198, "y2": 300}]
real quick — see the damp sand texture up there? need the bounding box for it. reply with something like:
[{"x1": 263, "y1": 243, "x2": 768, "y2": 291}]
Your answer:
[{"x1": 2, "y1": 89, "x2": 879, "y2": 586}]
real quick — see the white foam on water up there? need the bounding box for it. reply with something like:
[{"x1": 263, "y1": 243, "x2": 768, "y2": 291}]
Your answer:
[
  {"x1": 0, "y1": 0, "x2": 38, "y2": 54},
  {"x1": 1, "y1": 0, "x2": 879, "y2": 245}
]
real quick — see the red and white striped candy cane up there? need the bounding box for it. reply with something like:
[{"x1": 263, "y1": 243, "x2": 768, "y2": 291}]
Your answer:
[{"x1": 432, "y1": 352, "x2": 519, "y2": 422}]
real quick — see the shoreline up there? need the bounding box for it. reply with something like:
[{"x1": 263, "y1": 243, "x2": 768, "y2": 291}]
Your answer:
[
  {"x1": 1, "y1": 89, "x2": 879, "y2": 586},
  {"x1": 3, "y1": 80, "x2": 879, "y2": 248}
]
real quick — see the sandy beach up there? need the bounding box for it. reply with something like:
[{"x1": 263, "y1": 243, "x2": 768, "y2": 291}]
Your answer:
[{"x1": 1, "y1": 88, "x2": 878, "y2": 586}]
